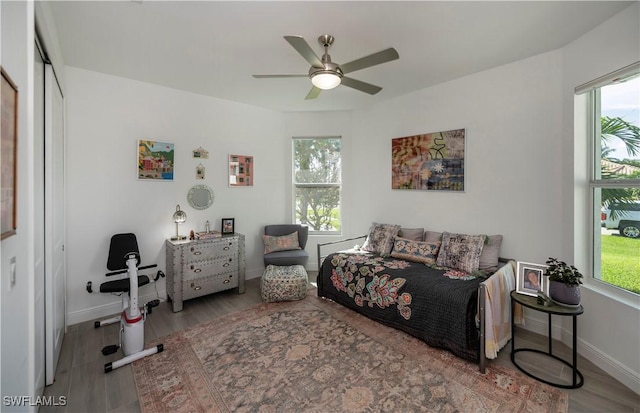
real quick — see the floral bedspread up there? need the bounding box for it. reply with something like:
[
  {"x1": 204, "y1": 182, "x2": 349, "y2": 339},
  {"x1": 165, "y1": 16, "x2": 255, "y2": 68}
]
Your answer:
[{"x1": 318, "y1": 252, "x2": 483, "y2": 361}]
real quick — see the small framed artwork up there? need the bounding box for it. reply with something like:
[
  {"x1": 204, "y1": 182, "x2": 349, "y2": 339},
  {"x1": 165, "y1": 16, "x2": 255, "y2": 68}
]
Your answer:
[
  {"x1": 229, "y1": 154, "x2": 253, "y2": 187},
  {"x1": 516, "y1": 261, "x2": 547, "y2": 297},
  {"x1": 138, "y1": 140, "x2": 174, "y2": 181},
  {"x1": 192, "y1": 147, "x2": 209, "y2": 159},
  {"x1": 221, "y1": 218, "x2": 235, "y2": 235},
  {"x1": 196, "y1": 164, "x2": 205, "y2": 180},
  {"x1": 1, "y1": 67, "x2": 18, "y2": 240}
]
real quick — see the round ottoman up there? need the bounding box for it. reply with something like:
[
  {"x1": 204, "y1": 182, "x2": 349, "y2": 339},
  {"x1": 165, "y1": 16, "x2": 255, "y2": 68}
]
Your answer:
[{"x1": 261, "y1": 264, "x2": 308, "y2": 302}]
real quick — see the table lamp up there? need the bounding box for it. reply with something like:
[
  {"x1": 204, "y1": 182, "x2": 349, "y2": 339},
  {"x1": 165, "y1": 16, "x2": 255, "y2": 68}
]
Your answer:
[{"x1": 171, "y1": 204, "x2": 187, "y2": 240}]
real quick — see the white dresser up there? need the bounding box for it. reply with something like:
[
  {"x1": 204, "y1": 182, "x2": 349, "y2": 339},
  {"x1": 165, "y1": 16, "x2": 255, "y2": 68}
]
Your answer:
[{"x1": 166, "y1": 234, "x2": 245, "y2": 312}]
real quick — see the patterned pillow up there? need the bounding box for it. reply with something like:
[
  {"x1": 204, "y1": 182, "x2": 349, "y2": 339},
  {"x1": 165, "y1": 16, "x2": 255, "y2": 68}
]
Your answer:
[
  {"x1": 361, "y1": 222, "x2": 400, "y2": 255},
  {"x1": 436, "y1": 232, "x2": 485, "y2": 273},
  {"x1": 391, "y1": 238, "x2": 441, "y2": 264},
  {"x1": 263, "y1": 231, "x2": 300, "y2": 254}
]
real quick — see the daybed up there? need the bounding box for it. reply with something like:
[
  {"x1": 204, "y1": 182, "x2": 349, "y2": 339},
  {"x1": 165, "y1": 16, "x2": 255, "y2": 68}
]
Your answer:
[{"x1": 317, "y1": 224, "x2": 518, "y2": 373}]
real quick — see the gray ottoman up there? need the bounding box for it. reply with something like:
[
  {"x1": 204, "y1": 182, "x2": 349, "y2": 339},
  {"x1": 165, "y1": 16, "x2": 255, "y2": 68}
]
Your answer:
[{"x1": 261, "y1": 265, "x2": 308, "y2": 302}]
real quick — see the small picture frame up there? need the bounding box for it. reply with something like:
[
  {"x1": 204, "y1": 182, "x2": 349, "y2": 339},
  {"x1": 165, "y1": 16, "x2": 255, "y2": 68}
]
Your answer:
[
  {"x1": 516, "y1": 261, "x2": 547, "y2": 297},
  {"x1": 196, "y1": 164, "x2": 205, "y2": 180},
  {"x1": 192, "y1": 147, "x2": 209, "y2": 159},
  {"x1": 221, "y1": 218, "x2": 235, "y2": 234}
]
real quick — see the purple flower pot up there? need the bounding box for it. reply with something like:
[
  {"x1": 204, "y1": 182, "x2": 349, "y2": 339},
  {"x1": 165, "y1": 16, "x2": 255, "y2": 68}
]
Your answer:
[{"x1": 549, "y1": 280, "x2": 581, "y2": 306}]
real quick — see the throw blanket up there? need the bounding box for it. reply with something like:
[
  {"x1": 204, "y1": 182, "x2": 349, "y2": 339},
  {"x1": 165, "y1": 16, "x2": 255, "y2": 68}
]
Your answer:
[
  {"x1": 481, "y1": 260, "x2": 520, "y2": 359},
  {"x1": 318, "y1": 252, "x2": 484, "y2": 361}
]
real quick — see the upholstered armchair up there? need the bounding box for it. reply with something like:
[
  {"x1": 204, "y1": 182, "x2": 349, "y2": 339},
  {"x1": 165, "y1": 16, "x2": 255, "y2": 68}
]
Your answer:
[{"x1": 263, "y1": 224, "x2": 309, "y2": 267}]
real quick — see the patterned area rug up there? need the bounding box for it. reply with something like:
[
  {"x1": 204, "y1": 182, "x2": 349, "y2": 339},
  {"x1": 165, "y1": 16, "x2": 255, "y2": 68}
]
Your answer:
[{"x1": 132, "y1": 296, "x2": 568, "y2": 413}]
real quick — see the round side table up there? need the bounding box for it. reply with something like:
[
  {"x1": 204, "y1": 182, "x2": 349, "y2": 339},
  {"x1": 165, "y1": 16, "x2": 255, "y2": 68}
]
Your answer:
[{"x1": 510, "y1": 290, "x2": 584, "y2": 389}]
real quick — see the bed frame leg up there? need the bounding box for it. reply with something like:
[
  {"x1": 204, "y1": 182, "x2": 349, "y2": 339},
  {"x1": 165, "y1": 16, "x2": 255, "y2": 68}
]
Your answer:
[{"x1": 479, "y1": 283, "x2": 486, "y2": 374}]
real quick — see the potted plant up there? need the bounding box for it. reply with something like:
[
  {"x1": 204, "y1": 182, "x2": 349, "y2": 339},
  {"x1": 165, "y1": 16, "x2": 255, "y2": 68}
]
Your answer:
[{"x1": 544, "y1": 257, "x2": 583, "y2": 306}]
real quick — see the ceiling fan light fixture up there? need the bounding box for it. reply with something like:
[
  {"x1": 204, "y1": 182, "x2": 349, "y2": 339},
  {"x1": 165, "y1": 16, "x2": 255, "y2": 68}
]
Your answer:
[{"x1": 311, "y1": 72, "x2": 342, "y2": 90}]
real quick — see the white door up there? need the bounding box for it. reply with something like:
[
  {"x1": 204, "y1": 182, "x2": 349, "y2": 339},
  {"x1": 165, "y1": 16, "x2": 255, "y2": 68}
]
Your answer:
[
  {"x1": 34, "y1": 39, "x2": 46, "y2": 396},
  {"x1": 44, "y1": 62, "x2": 66, "y2": 386}
]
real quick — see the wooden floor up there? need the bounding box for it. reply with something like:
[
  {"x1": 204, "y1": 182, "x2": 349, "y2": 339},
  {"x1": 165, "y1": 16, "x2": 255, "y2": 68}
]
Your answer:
[{"x1": 42, "y1": 275, "x2": 639, "y2": 413}]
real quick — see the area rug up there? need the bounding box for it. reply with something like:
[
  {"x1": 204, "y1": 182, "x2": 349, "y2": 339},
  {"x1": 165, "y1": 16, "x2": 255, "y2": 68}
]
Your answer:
[{"x1": 132, "y1": 296, "x2": 568, "y2": 413}]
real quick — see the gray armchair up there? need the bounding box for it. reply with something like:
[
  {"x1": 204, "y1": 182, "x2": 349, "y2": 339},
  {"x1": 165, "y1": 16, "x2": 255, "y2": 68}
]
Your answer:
[{"x1": 263, "y1": 224, "x2": 309, "y2": 267}]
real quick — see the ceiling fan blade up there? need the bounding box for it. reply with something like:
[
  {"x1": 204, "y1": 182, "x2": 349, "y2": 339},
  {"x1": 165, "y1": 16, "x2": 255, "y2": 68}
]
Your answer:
[
  {"x1": 340, "y1": 48, "x2": 399, "y2": 74},
  {"x1": 341, "y1": 77, "x2": 383, "y2": 95},
  {"x1": 253, "y1": 74, "x2": 308, "y2": 78},
  {"x1": 284, "y1": 36, "x2": 324, "y2": 68},
  {"x1": 305, "y1": 86, "x2": 321, "y2": 100}
]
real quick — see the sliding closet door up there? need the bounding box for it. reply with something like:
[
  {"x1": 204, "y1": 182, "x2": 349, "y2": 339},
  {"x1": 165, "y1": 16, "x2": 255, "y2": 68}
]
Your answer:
[
  {"x1": 44, "y1": 62, "x2": 66, "y2": 386},
  {"x1": 34, "y1": 38, "x2": 47, "y2": 397}
]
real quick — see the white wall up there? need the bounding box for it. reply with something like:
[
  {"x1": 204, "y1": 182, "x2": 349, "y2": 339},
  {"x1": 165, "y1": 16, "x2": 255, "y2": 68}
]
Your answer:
[
  {"x1": 1, "y1": 0, "x2": 37, "y2": 408},
  {"x1": 563, "y1": 2, "x2": 640, "y2": 393},
  {"x1": 64, "y1": 67, "x2": 286, "y2": 324}
]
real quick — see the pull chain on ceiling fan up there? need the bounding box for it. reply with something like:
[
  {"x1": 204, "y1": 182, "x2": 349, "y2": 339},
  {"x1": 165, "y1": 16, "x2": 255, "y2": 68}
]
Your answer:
[{"x1": 253, "y1": 34, "x2": 399, "y2": 100}]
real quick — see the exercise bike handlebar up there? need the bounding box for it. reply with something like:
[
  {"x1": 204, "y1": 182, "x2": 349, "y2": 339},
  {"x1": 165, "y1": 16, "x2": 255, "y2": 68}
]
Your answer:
[{"x1": 106, "y1": 263, "x2": 157, "y2": 277}]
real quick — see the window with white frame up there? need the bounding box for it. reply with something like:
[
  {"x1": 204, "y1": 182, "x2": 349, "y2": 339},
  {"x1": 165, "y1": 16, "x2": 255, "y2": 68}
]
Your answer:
[
  {"x1": 578, "y1": 62, "x2": 640, "y2": 296},
  {"x1": 293, "y1": 137, "x2": 342, "y2": 233}
]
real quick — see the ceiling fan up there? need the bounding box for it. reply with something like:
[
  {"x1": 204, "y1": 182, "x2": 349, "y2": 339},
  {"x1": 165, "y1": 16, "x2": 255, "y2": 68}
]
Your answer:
[{"x1": 253, "y1": 34, "x2": 399, "y2": 100}]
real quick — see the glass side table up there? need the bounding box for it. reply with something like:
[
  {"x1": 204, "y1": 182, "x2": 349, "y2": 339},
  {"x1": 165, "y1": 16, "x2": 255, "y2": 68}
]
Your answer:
[{"x1": 510, "y1": 290, "x2": 584, "y2": 389}]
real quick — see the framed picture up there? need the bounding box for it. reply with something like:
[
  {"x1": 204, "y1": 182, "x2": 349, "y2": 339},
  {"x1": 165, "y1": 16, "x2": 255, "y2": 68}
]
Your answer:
[
  {"x1": 196, "y1": 164, "x2": 205, "y2": 180},
  {"x1": 516, "y1": 261, "x2": 547, "y2": 297},
  {"x1": 221, "y1": 218, "x2": 235, "y2": 234},
  {"x1": 192, "y1": 147, "x2": 209, "y2": 159},
  {"x1": 391, "y1": 128, "x2": 465, "y2": 191},
  {"x1": 138, "y1": 140, "x2": 174, "y2": 181},
  {"x1": 1, "y1": 67, "x2": 18, "y2": 240},
  {"x1": 229, "y1": 154, "x2": 253, "y2": 187}
]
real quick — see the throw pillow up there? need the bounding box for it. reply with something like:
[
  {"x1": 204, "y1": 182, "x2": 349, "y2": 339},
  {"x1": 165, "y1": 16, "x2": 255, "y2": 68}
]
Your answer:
[
  {"x1": 398, "y1": 227, "x2": 424, "y2": 241},
  {"x1": 391, "y1": 238, "x2": 441, "y2": 264},
  {"x1": 424, "y1": 230, "x2": 443, "y2": 242},
  {"x1": 479, "y1": 235, "x2": 503, "y2": 273},
  {"x1": 436, "y1": 232, "x2": 485, "y2": 273},
  {"x1": 361, "y1": 222, "x2": 400, "y2": 255},
  {"x1": 263, "y1": 231, "x2": 301, "y2": 254}
]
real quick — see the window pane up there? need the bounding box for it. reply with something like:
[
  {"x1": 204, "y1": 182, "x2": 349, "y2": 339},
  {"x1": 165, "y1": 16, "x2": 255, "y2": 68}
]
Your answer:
[
  {"x1": 295, "y1": 186, "x2": 341, "y2": 232},
  {"x1": 599, "y1": 77, "x2": 640, "y2": 180},
  {"x1": 294, "y1": 139, "x2": 341, "y2": 184},
  {"x1": 598, "y1": 188, "x2": 640, "y2": 294}
]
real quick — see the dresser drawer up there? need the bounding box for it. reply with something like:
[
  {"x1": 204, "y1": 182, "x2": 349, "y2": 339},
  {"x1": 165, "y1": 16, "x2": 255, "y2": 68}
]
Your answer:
[
  {"x1": 183, "y1": 272, "x2": 239, "y2": 301},
  {"x1": 183, "y1": 239, "x2": 238, "y2": 261},
  {"x1": 182, "y1": 256, "x2": 237, "y2": 282}
]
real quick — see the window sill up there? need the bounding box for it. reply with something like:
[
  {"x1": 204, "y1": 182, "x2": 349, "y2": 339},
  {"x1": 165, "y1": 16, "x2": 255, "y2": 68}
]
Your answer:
[{"x1": 582, "y1": 279, "x2": 640, "y2": 310}]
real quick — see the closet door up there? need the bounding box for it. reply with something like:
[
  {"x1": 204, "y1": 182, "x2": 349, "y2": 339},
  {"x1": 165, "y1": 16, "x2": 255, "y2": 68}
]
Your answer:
[{"x1": 44, "y1": 62, "x2": 66, "y2": 386}]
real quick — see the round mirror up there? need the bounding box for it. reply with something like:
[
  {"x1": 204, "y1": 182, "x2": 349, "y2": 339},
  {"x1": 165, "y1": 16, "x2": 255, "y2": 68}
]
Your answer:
[{"x1": 187, "y1": 185, "x2": 214, "y2": 210}]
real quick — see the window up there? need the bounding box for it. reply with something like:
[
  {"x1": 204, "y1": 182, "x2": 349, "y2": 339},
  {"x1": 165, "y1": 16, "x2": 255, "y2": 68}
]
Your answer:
[
  {"x1": 583, "y1": 64, "x2": 640, "y2": 296},
  {"x1": 293, "y1": 137, "x2": 342, "y2": 233}
]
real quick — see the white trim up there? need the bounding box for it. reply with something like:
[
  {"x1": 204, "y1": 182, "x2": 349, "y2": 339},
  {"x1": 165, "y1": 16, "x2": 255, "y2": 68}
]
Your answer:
[{"x1": 66, "y1": 290, "x2": 165, "y2": 326}]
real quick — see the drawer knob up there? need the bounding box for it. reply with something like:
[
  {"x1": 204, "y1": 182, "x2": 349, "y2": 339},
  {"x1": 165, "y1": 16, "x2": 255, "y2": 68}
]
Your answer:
[
  {"x1": 194, "y1": 268, "x2": 201, "y2": 273},
  {"x1": 194, "y1": 286, "x2": 202, "y2": 291},
  {"x1": 193, "y1": 251, "x2": 202, "y2": 255},
  {"x1": 223, "y1": 279, "x2": 230, "y2": 284},
  {"x1": 223, "y1": 246, "x2": 230, "y2": 251},
  {"x1": 223, "y1": 263, "x2": 230, "y2": 267}
]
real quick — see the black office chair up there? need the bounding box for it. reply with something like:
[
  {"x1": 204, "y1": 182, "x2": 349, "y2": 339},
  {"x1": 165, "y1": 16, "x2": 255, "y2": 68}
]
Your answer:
[{"x1": 263, "y1": 224, "x2": 309, "y2": 266}]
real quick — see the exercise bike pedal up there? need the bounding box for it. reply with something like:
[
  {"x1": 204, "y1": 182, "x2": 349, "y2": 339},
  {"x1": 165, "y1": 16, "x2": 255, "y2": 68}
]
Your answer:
[
  {"x1": 146, "y1": 299, "x2": 160, "y2": 314},
  {"x1": 101, "y1": 345, "x2": 119, "y2": 356}
]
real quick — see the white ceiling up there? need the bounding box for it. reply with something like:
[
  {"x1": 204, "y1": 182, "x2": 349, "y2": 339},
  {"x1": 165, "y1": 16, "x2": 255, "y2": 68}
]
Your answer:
[{"x1": 47, "y1": 1, "x2": 633, "y2": 112}]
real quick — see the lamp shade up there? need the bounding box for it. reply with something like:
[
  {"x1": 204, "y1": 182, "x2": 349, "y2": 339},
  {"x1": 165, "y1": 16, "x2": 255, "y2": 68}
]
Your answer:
[
  {"x1": 173, "y1": 205, "x2": 187, "y2": 223},
  {"x1": 311, "y1": 72, "x2": 342, "y2": 90},
  {"x1": 171, "y1": 205, "x2": 187, "y2": 240}
]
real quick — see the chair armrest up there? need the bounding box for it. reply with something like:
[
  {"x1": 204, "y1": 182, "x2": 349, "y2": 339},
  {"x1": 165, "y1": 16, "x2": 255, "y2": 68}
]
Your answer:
[{"x1": 317, "y1": 235, "x2": 368, "y2": 270}]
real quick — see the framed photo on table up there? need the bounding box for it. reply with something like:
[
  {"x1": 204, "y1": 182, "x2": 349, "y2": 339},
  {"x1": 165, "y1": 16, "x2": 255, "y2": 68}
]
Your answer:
[
  {"x1": 516, "y1": 261, "x2": 547, "y2": 297},
  {"x1": 221, "y1": 218, "x2": 235, "y2": 235}
]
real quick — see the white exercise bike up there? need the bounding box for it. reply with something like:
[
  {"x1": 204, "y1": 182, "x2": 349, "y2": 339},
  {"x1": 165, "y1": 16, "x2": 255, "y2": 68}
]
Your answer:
[{"x1": 89, "y1": 233, "x2": 164, "y2": 373}]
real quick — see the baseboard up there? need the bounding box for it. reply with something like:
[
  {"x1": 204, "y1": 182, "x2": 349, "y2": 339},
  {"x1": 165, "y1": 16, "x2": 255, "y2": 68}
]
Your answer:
[
  {"x1": 66, "y1": 290, "x2": 167, "y2": 326},
  {"x1": 521, "y1": 313, "x2": 640, "y2": 395}
]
